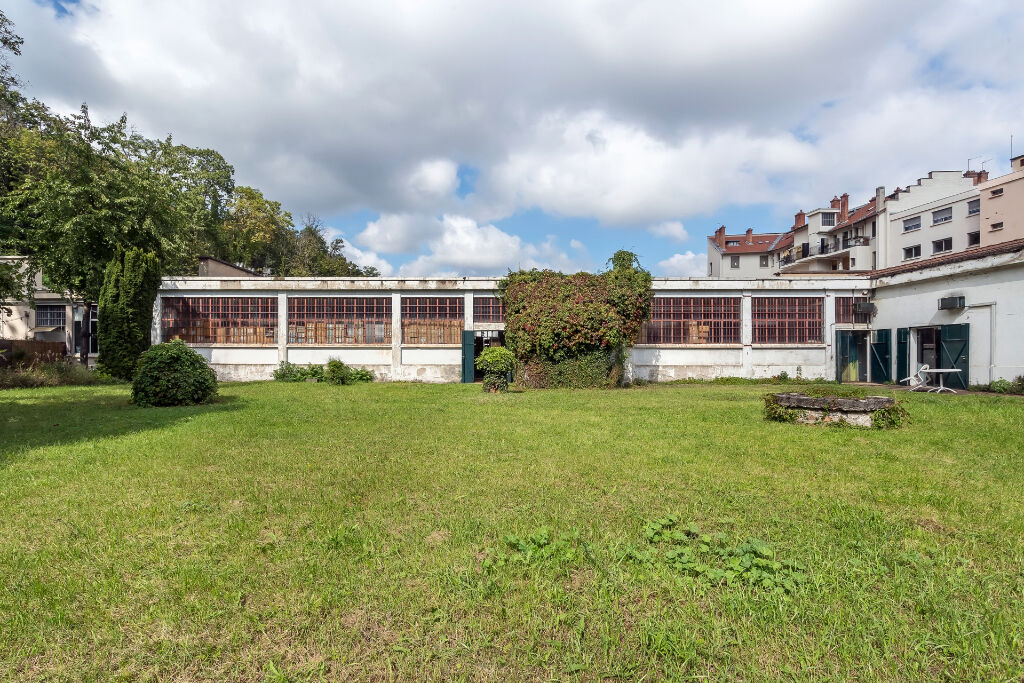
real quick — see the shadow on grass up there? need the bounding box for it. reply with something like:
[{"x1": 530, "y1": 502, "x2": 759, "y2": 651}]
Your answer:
[{"x1": 0, "y1": 388, "x2": 242, "y2": 465}]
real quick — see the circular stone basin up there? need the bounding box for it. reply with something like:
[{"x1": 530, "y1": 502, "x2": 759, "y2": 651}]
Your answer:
[{"x1": 772, "y1": 392, "x2": 895, "y2": 427}]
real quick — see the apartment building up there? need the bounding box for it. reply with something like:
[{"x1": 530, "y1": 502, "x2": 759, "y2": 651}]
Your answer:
[
  {"x1": 706, "y1": 226, "x2": 786, "y2": 278},
  {"x1": 884, "y1": 170, "x2": 983, "y2": 269},
  {"x1": 978, "y1": 154, "x2": 1024, "y2": 247}
]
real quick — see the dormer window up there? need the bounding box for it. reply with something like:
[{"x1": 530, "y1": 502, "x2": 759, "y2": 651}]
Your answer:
[
  {"x1": 725, "y1": 240, "x2": 740, "y2": 246},
  {"x1": 821, "y1": 213, "x2": 836, "y2": 227}
]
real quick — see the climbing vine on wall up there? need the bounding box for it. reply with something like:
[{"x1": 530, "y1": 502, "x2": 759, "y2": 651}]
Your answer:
[{"x1": 499, "y1": 251, "x2": 652, "y2": 385}]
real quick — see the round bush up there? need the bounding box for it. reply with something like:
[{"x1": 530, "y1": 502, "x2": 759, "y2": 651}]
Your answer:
[{"x1": 132, "y1": 340, "x2": 218, "y2": 407}]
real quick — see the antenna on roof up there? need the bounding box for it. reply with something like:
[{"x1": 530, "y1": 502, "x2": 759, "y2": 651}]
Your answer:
[
  {"x1": 980, "y1": 158, "x2": 992, "y2": 171},
  {"x1": 967, "y1": 156, "x2": 979, "y2": 171}
]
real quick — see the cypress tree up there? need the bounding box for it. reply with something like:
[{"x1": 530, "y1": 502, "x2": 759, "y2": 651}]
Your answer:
[{"x1": 97, "y1": 248, "x2": 162, "y2": 380}]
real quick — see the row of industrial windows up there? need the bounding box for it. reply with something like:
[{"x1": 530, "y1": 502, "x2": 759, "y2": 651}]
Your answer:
[
  {"x1": 161, "y1": 295, "x2": 841, "y2": 347},
  {"x1": 902, "y1": 234, "x2": 977, "y2": 260}
]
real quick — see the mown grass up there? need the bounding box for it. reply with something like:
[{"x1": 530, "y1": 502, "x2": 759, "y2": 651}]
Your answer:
[{"x1": 1, "y1": 381, "x2": 1023, "y2": 681}]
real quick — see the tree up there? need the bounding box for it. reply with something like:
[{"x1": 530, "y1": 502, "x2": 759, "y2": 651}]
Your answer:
[
  {"x1": 2, "y1": 105, "x2": 191, "y2": 363},
  {"x1": 97, "y1": 248, "x2": 162, "y2": 381},
  {"x1": 221, "y1": 186, "x2": 294, "y2": 273},
  {"x1": 281, "y1": 213, "x2": 379, "y2": 277},
  {"x1": 0, "y1": 9, "x2": 25, "y2": 306}
]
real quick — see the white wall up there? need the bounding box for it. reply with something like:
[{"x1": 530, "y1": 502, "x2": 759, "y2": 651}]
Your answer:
[{"x1": 872, "y1": 261, "x2": 1024, "y2": 383}]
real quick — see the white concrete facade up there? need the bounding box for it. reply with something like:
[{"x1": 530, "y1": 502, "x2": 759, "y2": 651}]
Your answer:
[{"x1": 156, "y1": 275, "x2": 872, "y2": 383}]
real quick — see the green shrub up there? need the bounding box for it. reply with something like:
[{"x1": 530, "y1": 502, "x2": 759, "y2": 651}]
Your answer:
[
  {"x1": 0, "y1": 361, "x2": 118, "y2": 390},
  {"x1": 131, "y1": 340, "x2": 217, "y2": 407},
  {"x1": 324, "y1": 359, "x2": 352, "y2": 385},
  {"x1": 476, "y1": 346, "x2": 516, "y2": 393},
  {"x1": 871, "y1": 401, "x2": 910, "y2": 429},
  {"x1": 989, "y1": 379, "x2": 1013, "y2": 394},
  {"x1": 763, "y1": 394, "x2": 797, "y2": 423},
  {"x1": 518, "y1": 350, "x2": 618, "y2": 389},
  {"x1": 274, "y1": 361, "x2": 323, "y2": 382}
]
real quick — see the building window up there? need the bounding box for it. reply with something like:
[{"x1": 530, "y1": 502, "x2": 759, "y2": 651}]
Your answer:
[
  {"x1": 752, "y1": 297, "x2": 824, "y2": 344},
  {"x1": 991, "y1": 222, "x2": 1004, "y2": 230},
  {"x1": 821, "y1": 213, "x2": 836, "y2": 227},
  {"x1": 73, "y1": 307, "x2": 99, "y2": 355},
  {"x1": 931, "y1": 207, "x2": 953, "y2": 224},
  {"x1": 401, "y1": 297, "x2": 463, "y2": 345},
  {"x1": 639, "y1": 297, "x2": 741, "y2": 345},
  {"x1": 967, "y1": 231, "x2": 980, "y2": 247},
  {"x1": 871, "y1": 220, "x2": 876, "y2": 237},
  {"x1": 287, "y1": 297, "x2": 391, "y2": 345},
  {"x1": 161, "y1": 297, "x2": 278, "y2": 345},
  {"x1": 967, "y1": 199, "x2": 980, "y2": 215},
  {"x1": 725, "y1": 240, "x2": 740, "y2": 247},
  {"x1": 759, "y1": 255, "x2": 769, "y2": 268},
  {"x1": 991, "y1": 188, "x2": 1004, "y2": 197},
  {"x1": 730, "y1": 255, "x2": 740, "y2": 269},
  {"x1": 932, "y1": 237, "x2": 953, "y2": 254},
  {"x1": 872, "y1": 251, "x2": 877, "y2": 269},
  {"x1": 836, "y1": 297, "x2": 872, "y2": 324},
  {"x1": 473, "y1": 296, "x2": 505, "y2": 323},
  {"x1": 34, "y1": 304, "x2": 66, "y2": 329},
  {"x1": 903, "y1": 216, "x2": 921, "y2": 232},
  {"x1": 903, "y1": 245, "x2": 921, "y2": 260}
]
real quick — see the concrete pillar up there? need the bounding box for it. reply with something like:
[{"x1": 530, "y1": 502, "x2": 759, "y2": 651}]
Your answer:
[
  {"x1": 277, "y1": 292, "x2": 288, "y2": 364},
  {"x1": 464, "y1": 291, "x2": 474, "y2": 331},
  {"x1": 150, "y1": 296, "x2": 162, "y2": 345},
  {"x1": 741, "y1": 292, "x2": 752, "y2": 378},
  {"x1": 391, "y1": 292, "x2": 402, "y2": 380},
  {"x1": 823, "y1": 291, "x2": 836, "y2": 381}
]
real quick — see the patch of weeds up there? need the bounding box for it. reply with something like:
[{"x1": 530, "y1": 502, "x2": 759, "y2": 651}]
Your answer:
[
  {"x1": 871, "y1": 401, "x2": 909, "y2": 429},
  {"x1": 626, "y1": 518, "x2": 807, "y2": 594},
  {"x1": 494, "y1": 527, "x2": 595, "y2": 569},
  {"x1": 763, "y1": 394, "x2": 797, "y2": 423}
]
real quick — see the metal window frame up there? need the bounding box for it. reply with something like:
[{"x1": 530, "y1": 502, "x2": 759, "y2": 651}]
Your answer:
[
  {"x1": 161, "y1": 296, "x2": 278, "y2": 345},
  {"x1": 639, "y1": 297, "x2": 741, "y2": 345},
  {"x1": 751, "y1": 296, "x2": 824, "y2": 345}
]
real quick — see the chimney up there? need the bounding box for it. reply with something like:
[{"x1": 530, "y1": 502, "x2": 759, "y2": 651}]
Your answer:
[
  {"x1": 830, "y1": 195, "x2": 841, "y2": 210},
  {"x1": 714, "y1": 225, "x2": 726, "y2": 248},
  {"x1": 794, "y1": 210, "x2": 806, "y2": 228},
  {"x1": 839, "y1": 193, "x2": 849, "y2": 222},
  {"x1": 745, "y1": 228, "x2": 753, "y2": 244}
]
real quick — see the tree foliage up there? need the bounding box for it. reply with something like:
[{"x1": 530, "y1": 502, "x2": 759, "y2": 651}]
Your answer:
[
  {"x1": 132, "y1": 339, "x2": 218, "y2": 407},
  {"x1": 98, "y1": 247, "x2": 162, "y2": 381}
]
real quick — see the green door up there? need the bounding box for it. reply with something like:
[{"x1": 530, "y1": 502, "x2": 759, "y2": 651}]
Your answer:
[
  {"x1": 461, "y1": 330, "x2": 475, "y2": 383},
  {"x1": 869, "y1": 329, "x2": 891, "y2": 383},
  {"x1": 836, "y1": 331, "x2": 864, "y2": 383},
  {"x1": 939, "y1": 324, "x2": 969, "y2": 390},
  {"x1": 896, "y1": 328, "x2": 909, "y2": 385}
]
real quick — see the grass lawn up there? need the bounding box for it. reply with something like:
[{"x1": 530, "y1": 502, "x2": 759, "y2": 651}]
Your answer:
[{"x1": 1, "y1": 381, "x2": 1023, "y2": 681}]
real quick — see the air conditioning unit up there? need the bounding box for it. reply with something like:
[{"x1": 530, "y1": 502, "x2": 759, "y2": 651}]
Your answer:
[
  {"x1": 938, "y1": 296, "x2": 965, "y2": 310},
  {"x1": 852, "y1": 302, "x2": 876, "y2": 315}
]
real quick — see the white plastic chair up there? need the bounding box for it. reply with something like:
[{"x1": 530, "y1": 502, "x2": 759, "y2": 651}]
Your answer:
[{"x1": 901, "y1": 364, "x2": 929, "y2": 391}]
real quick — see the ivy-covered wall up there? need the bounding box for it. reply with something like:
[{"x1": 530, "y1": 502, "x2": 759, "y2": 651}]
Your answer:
[{"x1": 499, "y1": 250, "x2": 652, "y2": 388}]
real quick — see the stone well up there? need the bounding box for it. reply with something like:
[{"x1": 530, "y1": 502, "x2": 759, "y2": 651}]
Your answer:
[{"x1": 771, "y1": 393, "x2": 896, "y2": 428}]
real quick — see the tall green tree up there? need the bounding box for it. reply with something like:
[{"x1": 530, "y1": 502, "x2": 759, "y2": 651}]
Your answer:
[
  {"x1": 97, "y1": 247, "x2": 162, "y2": 380},
  {"x1": 2, "y1": 105, "x2": 190, "y2": 362},
  {"x1": 221, "y1": 186, "x2": 294, "y2": 273},
  {"x1": 0, "y1": 9, "x2": 26, "y2": 306}
]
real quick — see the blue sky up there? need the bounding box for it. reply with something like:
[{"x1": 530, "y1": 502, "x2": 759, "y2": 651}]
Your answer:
[{"x1": 9, "y1": 0, "x2": 1023, "y2": 276}]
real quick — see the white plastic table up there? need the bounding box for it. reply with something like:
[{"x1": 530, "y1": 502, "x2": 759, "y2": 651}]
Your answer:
[{"x1": 917, "y1": 368, "x2": 962, "y2": 394}]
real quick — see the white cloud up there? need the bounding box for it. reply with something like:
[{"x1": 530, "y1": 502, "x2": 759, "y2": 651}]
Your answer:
[
  {"x1": 355, "y1": 213, "x2": 442, "y2": 254},
  {"x1": 657, "y1": 252, "x2": 707, "y2": 277},
  {"x1": 343, "y1": 244, "x2": 395, "y2": 276},
  {"x1": 402, "y1": 158, "x2": 459, "y2": 204},
  {"x1": 5, "y1": 0, "x2": 1023, "y2": 246},
  {"x1": 647, "y1": 220, "x2": 688, "y2": 242},
  {"x1": 397, "y1": 215, "x2": 587, "y2": 276}
]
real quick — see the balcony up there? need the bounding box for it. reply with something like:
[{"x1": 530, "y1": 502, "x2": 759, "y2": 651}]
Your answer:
[{"x1": 841, "y1": 235, "x2": 871, "y2": 250}]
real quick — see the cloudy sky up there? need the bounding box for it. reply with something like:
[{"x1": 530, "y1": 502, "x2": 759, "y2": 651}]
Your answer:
[{"x1": 6, "y1": 0, "x2": 1023, "y2": 276}]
